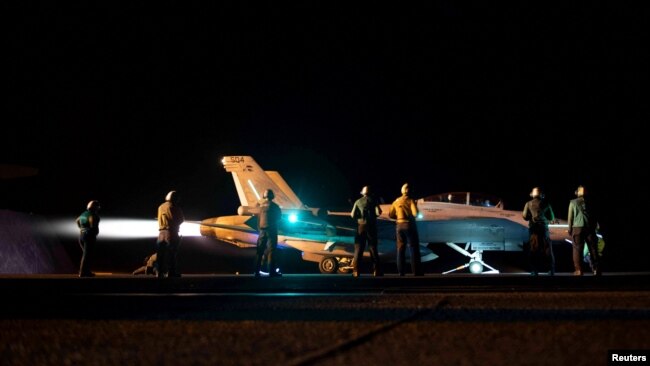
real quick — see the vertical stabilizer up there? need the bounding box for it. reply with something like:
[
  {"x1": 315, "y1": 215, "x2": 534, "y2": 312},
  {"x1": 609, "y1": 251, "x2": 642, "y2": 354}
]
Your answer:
[
  {"x1": 221, "y1": 156, "x2": 304, "y2": 209},
  {"x1": 265, "y1": 170, "x2": 304, "y2": 208}
]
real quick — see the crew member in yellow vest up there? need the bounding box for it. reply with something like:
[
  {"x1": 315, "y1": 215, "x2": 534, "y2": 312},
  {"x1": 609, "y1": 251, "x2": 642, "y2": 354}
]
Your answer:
[
  {"x1": 389, "y1": 183, "x2": 423, "y2": 276},
  {"x1": 157, "y1": 190, "x2": 185, "y2": 278}
]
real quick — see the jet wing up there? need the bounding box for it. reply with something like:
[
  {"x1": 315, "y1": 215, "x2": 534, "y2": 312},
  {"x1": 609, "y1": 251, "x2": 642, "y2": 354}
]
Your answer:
[{"x1": 199, "y1": 220, "x2": 257, "y2": 234}]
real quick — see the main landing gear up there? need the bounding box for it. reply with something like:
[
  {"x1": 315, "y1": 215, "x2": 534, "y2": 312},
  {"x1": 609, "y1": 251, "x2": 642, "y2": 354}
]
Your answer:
[{"x1": 318, "y1": 256, "x2": 353, "y2": 274}]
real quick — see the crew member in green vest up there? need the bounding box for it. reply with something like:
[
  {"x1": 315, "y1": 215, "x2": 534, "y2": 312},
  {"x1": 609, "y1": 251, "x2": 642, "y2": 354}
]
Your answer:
[
  {"x1": 351, "y1": 185, "x2": 383, "y2": 277},
  {"x1": 76, "y1": 200, "x2": 100, "y2": 277}
]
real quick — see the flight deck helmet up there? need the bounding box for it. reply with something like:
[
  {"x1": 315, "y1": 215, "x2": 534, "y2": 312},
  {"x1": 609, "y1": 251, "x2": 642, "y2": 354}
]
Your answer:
[
  {"x1": 575, "y1": 185, "x2": 585, "y2": 197},
  {"x1": 401, "y1": 183, "x2": 410, "y2": 195},
  {"x1": 263, "y1": 189, "x2": 275, "y2": 200},
  {"x1": 360, "y1": 186, "x2": 370, "y2": 196},
  {"x1": 529, "y1": 187, "x2": 544, "y2": 199},
  {"x1": 165, "y1": 190, "x2": 177, "y2": 203},
  {"x1": 86, "y1": 200, "x2": 100, "y2": 211}
]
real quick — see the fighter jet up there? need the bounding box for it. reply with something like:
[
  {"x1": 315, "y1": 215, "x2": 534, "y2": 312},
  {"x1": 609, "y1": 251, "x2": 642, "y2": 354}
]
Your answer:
[
  {"x1": 200, "y1": 156, "x2": 571, "y2": 274},
  {"x1": 199, "y1": 156, "x2": 437, "y2": 274}
]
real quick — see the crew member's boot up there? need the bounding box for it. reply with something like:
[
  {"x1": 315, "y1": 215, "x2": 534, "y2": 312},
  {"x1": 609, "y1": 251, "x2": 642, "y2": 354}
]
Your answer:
[
  {"x1": 369, "y1": 246, "x2": 382, "y2": 277},
  {"x1": 587, "y1": 245, "x2": 601, "y2": 276},
  {"x1": 410, "y1": 246, "x2": 423, "y2": 276},
  {"x1": 268, "y1": 251, "x2": 282, "y2": 277},
  {"x1": 254, "y1": 254, "x2": 263, "y2": 277},
  {"x1": 372, "y1": 261, "x2": 383, "y2": 277}
]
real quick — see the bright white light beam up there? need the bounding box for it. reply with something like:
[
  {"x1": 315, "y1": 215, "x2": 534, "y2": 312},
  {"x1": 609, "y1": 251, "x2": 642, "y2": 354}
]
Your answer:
[{"x1": 51, "y1": 218, "x2": 202, "y2": 239}]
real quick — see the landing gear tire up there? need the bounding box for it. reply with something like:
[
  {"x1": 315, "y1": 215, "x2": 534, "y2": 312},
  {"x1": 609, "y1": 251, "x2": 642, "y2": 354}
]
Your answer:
[
  {"x1": 319, "y1": 257, "x2": 338, "y2": 274},
  {"x1": 469, "y1": 260, "x2": 484, "y2": 274}
]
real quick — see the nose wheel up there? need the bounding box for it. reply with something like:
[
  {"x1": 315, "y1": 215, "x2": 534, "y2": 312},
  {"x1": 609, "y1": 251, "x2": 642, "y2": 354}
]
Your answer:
[{"x1": 442, "y1": 243, "x2": 500, "y2": 274}]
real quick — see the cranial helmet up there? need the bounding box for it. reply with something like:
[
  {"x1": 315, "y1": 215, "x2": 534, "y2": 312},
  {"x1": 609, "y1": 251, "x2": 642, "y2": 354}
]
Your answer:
[
  {"x1": 87, "y1": 200, "x2": 100, "y2": 211},
  {"x1": 530, "y1": 187, "x2": 543, "y2": 198},
  {"x1": 401, "y1": 183, "x2": 409, "y2": 195},
  {"x1": 165, "y1": 190, "x2": 177, "y2": 202},
  {"x1": 575, "y1": 185, "x2": 585, "y2": 197},
  {"x1": 263, "y1": 189, "x2": 275, "y2": 200},
  {"x1": 360, "y1": 186, "x2": 370, "y2": 195}
]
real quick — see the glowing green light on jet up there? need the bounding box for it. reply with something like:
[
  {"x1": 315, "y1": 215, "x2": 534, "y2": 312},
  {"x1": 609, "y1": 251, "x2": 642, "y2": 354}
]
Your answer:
[{"x1": 288, "y1": 213, "x2": 298, "y2": 223}]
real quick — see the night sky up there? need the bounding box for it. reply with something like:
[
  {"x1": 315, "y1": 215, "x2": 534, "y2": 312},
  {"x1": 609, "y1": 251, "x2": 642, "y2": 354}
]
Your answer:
[{"x1": 2, "y1": 4, "x2": 648, "y2": 263}]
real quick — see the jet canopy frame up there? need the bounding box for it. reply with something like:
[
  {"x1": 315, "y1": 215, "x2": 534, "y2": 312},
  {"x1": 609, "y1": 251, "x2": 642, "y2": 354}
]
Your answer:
[{"x1": 421, "y1": 192, "x2": 503, "y2": 209}]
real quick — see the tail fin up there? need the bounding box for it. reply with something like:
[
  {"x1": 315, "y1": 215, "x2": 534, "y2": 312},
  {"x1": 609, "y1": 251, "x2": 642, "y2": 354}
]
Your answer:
[{"x1": 221, "y1": 156, "x2": 305, "y2": 209}]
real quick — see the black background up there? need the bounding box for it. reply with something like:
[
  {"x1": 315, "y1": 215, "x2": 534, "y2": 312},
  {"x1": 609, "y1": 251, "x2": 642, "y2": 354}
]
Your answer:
[{"x1": 2, "y1": 3, "x2": 648, "y2": 270}]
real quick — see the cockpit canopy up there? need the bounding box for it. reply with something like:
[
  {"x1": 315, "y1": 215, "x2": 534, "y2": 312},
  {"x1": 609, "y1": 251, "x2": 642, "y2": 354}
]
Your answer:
[{"x1": 421, "y1": 192, "x2": 504, "y2": 209}]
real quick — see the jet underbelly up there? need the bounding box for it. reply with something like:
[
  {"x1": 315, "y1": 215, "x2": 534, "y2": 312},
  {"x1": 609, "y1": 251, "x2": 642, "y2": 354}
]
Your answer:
[
  {"x1": 417, "y1": 219, "x2": 505, "y2": 243},
  {"x1": 416, "y1": 218, "x2": 529, "y2": 251}
]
